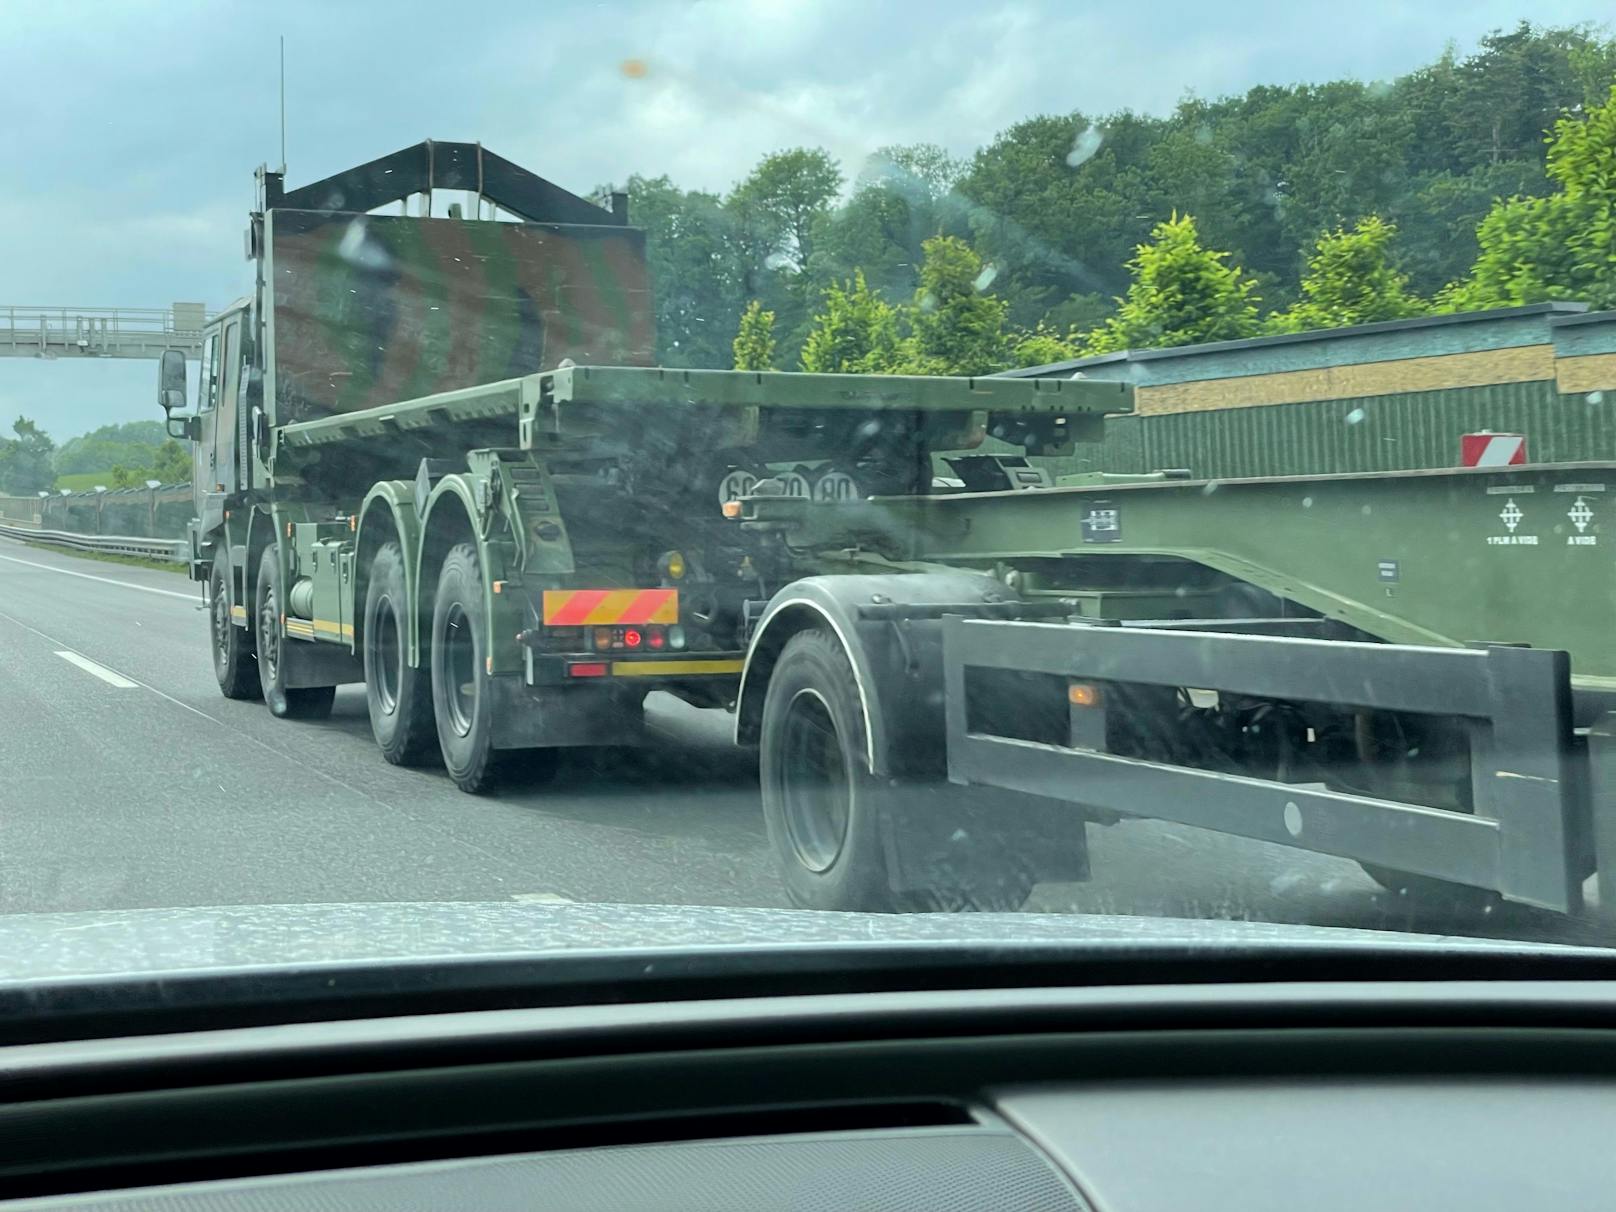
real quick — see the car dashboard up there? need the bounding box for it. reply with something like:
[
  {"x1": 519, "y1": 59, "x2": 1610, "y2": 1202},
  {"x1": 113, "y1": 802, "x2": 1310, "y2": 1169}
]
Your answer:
[{"x1": 0, "y1": 944, "x2": 1613, "y2": 1211}]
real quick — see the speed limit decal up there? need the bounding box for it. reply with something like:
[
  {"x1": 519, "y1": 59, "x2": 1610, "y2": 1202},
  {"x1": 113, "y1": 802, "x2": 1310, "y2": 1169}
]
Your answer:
[{"x1": 814, "y1": 470, "x2": 859, "y2": 502}]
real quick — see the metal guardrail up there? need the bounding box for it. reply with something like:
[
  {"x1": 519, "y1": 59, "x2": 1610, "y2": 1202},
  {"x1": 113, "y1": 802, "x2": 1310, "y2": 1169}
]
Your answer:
[{"x1": 0, "y1": 521, "x2": 187, "y2": 563}]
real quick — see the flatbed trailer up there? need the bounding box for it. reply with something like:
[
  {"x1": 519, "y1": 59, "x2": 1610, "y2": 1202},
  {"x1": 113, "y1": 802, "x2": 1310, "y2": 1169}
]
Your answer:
[{"x1": 728, "y1": 460, "x2": 1616, "y2": 920}]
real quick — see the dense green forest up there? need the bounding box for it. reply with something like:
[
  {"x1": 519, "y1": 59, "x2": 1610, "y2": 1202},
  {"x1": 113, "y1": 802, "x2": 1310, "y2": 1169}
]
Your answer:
[
  {"x1": 607, "y1": 22, "x2": 1616, "y2": 372},
  {"x1": 0, "y1": 419, "x2": 189, "y2": 495}
]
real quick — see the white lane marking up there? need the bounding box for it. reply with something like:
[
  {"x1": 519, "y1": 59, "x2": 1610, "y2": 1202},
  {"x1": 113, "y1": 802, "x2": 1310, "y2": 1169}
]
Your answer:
[
  {"x1": 54, "y1": 650, "x2": 140, "y2": 688},
  {"x1": 0, "y1": 552, "x2": 194, "y2": 601},
  {"x1": 510, "y1": 892, "x2": 575, "y2": 904}
]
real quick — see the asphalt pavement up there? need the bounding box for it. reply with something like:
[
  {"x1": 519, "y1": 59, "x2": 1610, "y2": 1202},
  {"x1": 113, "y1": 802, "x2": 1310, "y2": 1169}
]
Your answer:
[{"x1": 0, "y1": 535, "x2": 1605, "y2": 945}]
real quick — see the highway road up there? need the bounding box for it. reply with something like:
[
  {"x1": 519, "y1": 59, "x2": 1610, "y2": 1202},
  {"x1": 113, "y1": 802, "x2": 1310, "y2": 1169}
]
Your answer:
[{"x1": 0, "y1": 534, "x2": 1606, "y2": 946}]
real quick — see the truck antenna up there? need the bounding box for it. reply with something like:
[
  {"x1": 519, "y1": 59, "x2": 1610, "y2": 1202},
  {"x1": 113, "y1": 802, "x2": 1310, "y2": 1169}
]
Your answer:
[{"x1": 278, "y1": 35, "x2": 287, "y2": 174}]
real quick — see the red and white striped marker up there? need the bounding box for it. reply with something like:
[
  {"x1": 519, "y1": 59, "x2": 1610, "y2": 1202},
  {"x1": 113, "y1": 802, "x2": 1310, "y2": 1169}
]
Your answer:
[{"x1": 1460, "y1": 432, "x2": 1526, "y2": 467}]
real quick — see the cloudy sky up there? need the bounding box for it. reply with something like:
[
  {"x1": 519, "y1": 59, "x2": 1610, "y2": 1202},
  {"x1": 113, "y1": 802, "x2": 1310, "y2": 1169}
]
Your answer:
[{"x1": 1, "y1": 0, "x2": 1609, "y2": 440}]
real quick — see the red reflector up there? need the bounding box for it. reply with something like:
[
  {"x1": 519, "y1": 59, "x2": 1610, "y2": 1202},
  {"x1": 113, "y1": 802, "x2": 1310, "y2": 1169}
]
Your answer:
[
  {"x1": 623, "y1": 628, "x2": 643, "y2": 649},
  {"x1": 648, "y1": 629, "x2": 666, "y2": 649},
  {"x1": 567, "y1": 662, "x2": 609, "y2": 678}
]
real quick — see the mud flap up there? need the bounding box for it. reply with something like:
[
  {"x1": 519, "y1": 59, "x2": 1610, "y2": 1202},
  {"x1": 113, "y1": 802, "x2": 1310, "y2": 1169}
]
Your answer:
[
  {"x1": 490, "y1": 677, "x2": 646, "y2": 749},
  {"x1": 282, "y1": 639, "x2": 363, "y2": 689}
]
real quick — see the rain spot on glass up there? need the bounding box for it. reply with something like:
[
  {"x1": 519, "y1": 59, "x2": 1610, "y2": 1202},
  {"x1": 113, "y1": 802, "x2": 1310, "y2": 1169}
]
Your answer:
[
  {"x1": 1066, "y1": 126, "x2": 1104, "y2": 168},
  {"x1": 1345, "y1": 407, "x2": 1366, "y2": 425},
  {"x1": 1194, "y1": 124, "x2": 1214, "y2": 146},
  {"x1": 764, "y1": 252, "x2": 791, "y2": 270},
  {"x1": 1589, "y1": 391, "x2": 1606, "y2": 405},
  {"x1": 1302, "y1": 496, "x2": 1313, "y2": 508},
  {"x1": 973, "y1": 264, "x2": 998, "y2": 292},
  {"x1": 857, "y1": 418, "x2": 884, "y2": 439},
  {"x1": 1200, "y1": 480, "x2": 1220, "y2": 495},
  {"x1": 337, "y1": 218, "x2": 392, "y2": 271},
  {"x1": 1361, "y1": 504, "x2": 1373, "y2": 516},
  {"x1": 918, "y1": 291, "x2": 938, "y2": 313}
]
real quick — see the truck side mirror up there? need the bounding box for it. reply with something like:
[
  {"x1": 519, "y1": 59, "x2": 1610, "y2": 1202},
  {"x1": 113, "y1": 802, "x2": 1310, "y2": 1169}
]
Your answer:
[{"x1": 158, "y1": 349, "x2": 189, "y2": 414}]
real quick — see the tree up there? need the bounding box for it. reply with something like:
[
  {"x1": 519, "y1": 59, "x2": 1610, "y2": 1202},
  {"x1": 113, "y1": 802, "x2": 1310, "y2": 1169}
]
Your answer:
[
  {"x1": 1267, "y1": 216, "x2": 1425, "y2": 333},
  {"x1": 807, "y1": 184, "x2": 918, "y2": 302},
  {"x1": 1082, "y1": 215, "x2": 1261, "y2": 353},
  {"x1": 863, "y1": 143, "x2": 964, "y2": 200},
  {"x1": 799, "y1": 271, "x2": 900, "y2": 374},
  {"x1": 732, "y1": 300, "x2": 776, "y2": 370},
  {"x1": 727, "y1": 148, "x2": 844, "y2": 275},
  {"x1": 614, "y1": 174, "x2": 745, "y2": 367},
  {"x1": 0, "y1": 417, "x2": 56, "y2": 494},
  {"x1": 152, "y1": 440, "x2": 191, "y2": 484},
  {"x1": 52, "y1": 419, "x2": 167, "y2": 476},
  {"x1": 1010, "y1": 322, "x2": 1084, "y2": 368},
  {"x1": 1442, "y1": 82, "x2": 1616, "y2": 311},
  {"x1": 1387, "y1": 159, "x2": 1551, "y2": 296},
  {"x1": 894, "y1": 236, "x2": 1010, "y2": 376}
]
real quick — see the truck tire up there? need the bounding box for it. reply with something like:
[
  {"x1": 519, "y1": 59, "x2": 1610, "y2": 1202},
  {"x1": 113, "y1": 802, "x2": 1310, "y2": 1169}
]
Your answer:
[
  {"x1": 255, "y1": 548, "x2": 336, "y2": 721},
  {"x1": 208, "y1": 561, "x2": 259, "y2": 700},
  {"x1": 760, "y1": 629, "x2": 903, "y2": 911},
  {"x1": 1345, "y1": 710, "x2": 1501, "y2": 917},
  {"x1": 758, "y1": 627, "x2": 1043, "y2": 913},
  {"x1": 430, "y1": 543, "x2": 504, "y2": 793},
  {"x1": 363, "y1": 542, "x2": 437, "y2": 765}
]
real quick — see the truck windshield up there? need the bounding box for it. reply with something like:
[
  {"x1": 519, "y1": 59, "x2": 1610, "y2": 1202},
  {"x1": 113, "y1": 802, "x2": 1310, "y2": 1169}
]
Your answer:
[{"x1": 0, "y1": 0, "x2": 1614, "y2": 973}]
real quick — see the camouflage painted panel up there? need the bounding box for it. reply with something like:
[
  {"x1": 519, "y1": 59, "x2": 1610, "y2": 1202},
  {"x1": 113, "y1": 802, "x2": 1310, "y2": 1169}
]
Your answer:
[{"x1": 267, "y1": 210, "x2": 655, "y2": 422}]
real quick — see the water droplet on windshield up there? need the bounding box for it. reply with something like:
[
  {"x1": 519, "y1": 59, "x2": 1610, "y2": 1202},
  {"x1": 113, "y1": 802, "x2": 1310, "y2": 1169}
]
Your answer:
[
  {"x1": 1589, "y1": 391, "x2": 1606, "y2": 405},
  {"x1": 1345, "y1": 407, "x2": 1366, "y2": 424},
  {"x1": 973, "y1": 264, "x2": 998, "y2": 292},
  {"x1": 1066, "y1": 127, "x2": 1104, "y2": 167}
]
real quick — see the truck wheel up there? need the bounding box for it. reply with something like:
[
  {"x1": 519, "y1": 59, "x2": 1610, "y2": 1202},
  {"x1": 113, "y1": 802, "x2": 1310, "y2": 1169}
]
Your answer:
[
  {"x1": 208, "y1": 561, "x2": 259, "y2": 700},
  {"x1": 1346, "y1": 710, "x2": 1500, "y2": 917},
  {"x1": 363, "y1": 542, "x2": 437, "y2": 765},
  {"x1": 255, "y1": 548, "x2": 336, "y2": 721},
  {"x1": 430, "y1": 543, "x2": 504, "y2": 793},
  {"x1": 759, "y1": 629, "x2": 909, "y2": 912}
]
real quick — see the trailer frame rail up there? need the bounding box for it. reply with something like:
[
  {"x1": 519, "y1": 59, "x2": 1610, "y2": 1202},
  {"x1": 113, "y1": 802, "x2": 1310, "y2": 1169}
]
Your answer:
[{"x1": 943, "y1": 617, "x2": 1587, "y2": 912}]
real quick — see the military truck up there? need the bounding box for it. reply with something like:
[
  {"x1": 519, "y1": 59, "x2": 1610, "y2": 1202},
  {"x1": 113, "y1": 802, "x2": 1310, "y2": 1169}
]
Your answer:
[
  {"x1": 157, "y1": 140, "x2": 1119, "y2": 830},
  {"x1": 166, "y1": 141, "x2": 1616, "y2": 922}
]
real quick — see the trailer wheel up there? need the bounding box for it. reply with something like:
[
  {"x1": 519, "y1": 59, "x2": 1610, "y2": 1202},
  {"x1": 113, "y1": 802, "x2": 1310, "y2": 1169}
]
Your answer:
[
  {"x1": 760, "y1": 629, "x2": 903, "y2": 911},
  {"x1": 255, "y1": 549, "x2": 336, "y2": 721},
  {"x1": 208, "y1": 561, "x2": 259, "y2": 700},
  {"x1": 430, "y1": 543, "x2": 506, "y2": 794},
  {"x1": 363, "y1": 541, "x2": 437, "y2": 765},
  {"x1": 1346, "y1": 711, "x2": 1501, "y2": 917}
]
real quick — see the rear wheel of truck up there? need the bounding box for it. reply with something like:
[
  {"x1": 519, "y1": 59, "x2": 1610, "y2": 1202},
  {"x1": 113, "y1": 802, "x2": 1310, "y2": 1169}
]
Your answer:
[
  {"x1": 759, "y1": 628, "x2": 1035, "y2": 914},
  {"x1": 430, "y1": 543, "x2": 506, "y2": 794},
  {"x1": 363, "y1": 542, "x2": 437, "y2": 765},
  {"x1": 255, "y1": 548, "x2": 337, "y2": 721},
  {"x1": 208, "y1": 560, "x2": 259, "y2": 700}
]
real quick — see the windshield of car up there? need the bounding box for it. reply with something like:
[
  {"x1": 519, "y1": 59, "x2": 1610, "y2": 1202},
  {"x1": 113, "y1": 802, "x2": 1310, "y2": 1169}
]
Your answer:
[{"x1": 1, "y1": 1, "x2": 1614, "y2": 981}]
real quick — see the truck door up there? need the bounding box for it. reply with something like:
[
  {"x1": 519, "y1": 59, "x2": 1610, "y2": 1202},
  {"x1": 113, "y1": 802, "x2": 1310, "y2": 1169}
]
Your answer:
[
  {"x1": 213, "y1": 315, "x2": 242, "y2": 495},
  {"x1": 193, "y1": 326, "x2": 220, "y2": 525},
  {"x1": 194, "y1": 316, "x2": 238, "y2": 534}
]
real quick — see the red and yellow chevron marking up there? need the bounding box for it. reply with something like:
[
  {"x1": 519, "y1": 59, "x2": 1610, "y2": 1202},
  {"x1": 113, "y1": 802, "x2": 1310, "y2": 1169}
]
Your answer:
[{"x1": 543, "y1": 588, "x2": 678, "y2": 626}]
